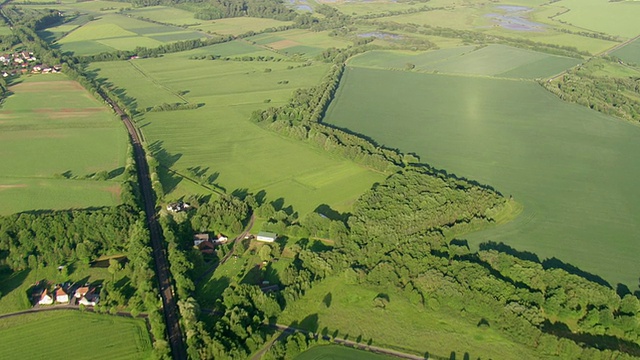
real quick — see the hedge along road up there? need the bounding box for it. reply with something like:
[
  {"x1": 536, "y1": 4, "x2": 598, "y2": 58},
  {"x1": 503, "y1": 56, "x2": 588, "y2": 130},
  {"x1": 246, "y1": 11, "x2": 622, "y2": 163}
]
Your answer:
[{"x1": 99, "y1": 91, "x2": 187, "y2": 360}]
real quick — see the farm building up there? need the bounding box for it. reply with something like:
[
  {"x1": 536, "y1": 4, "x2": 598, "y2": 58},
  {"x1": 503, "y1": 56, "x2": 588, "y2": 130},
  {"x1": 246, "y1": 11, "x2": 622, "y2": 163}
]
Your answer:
[
  {"x1": 38, "y1": 289, "x2": 53, "y2": 305},
  {"x1": 193, "y1": 233, "x2": 210, "y2": 246},
  {"x1": 167, "y1": 201, "x2": 190, "y2": 213},
  {"x1": 55, "y1": 287, "x2": 69, "y2": 304},
  {"x1": 213, "y1": 233, "x2": 229, "y2": 245},
  {"x1": 256, "y1": 232, "x2": 277, "y2": 243}
]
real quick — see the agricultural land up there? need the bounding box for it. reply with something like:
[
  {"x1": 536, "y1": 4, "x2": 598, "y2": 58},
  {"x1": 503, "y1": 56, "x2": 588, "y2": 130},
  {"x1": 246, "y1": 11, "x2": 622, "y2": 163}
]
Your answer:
[
  {"x1": 0, "y1": 75, "x2": 127, "y2": 215},
  {"x1": 1, "y1": 0, "x2": 640, "y2": 359},
  {"x1": 0, "y1": 310, "x2": 152, "y2": 359}
]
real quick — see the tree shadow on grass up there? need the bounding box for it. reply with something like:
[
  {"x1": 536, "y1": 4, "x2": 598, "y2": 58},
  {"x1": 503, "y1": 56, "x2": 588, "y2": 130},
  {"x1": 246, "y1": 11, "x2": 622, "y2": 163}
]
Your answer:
[{"x1": 148, "y1": 140, "x2": 182, "y2": 195}]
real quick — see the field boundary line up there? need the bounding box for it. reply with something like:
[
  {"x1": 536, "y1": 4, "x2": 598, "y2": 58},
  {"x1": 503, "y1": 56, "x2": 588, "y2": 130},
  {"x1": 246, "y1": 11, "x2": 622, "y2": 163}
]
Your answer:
[{"x1": 127, "y1": 60, "x2": 189, "y2": 104}]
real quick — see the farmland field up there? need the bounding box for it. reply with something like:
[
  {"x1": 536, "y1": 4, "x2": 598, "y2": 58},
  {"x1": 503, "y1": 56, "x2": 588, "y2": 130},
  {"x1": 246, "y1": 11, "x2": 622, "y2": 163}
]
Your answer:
[
  {"x1": 349, "y1": 45, "x2": 581, "y2": 79},
  {"x1": 0, "y1": 311, "x2": 152, "y2": 359},
  {"x1": 296, "y1": 345, "x2": 394, "y2": 360},
  {"x1": 324, "y1": 66, "x2": 640, "y2": 289},
  {"x1": 553, "y1": 0, "x2": 640, "y2": 38},
  {"x1": 90, "y1": 52, "x2": 384, "y2": 215},
  {"x1": 0, "y1": 75, "x2": 127, "y2": 215},
  {"x1": 55, "y1": 14, "x2": 204, "y2": 55},
  {"x1": 281, "y1": 275, "x2": 549, "y2": 359},
  {"x1": 247, "y1": 29, "x2": 352, "y2": 58},
  {"x1": 612, "y1": 37, "x2": 640, "y2": 63}
]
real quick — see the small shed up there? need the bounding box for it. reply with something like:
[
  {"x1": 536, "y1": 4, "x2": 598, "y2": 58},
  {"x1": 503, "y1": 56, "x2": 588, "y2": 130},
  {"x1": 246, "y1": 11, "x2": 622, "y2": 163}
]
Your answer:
[{"x1": 256, "y1": 232, "x2": 277, "y2": 243}]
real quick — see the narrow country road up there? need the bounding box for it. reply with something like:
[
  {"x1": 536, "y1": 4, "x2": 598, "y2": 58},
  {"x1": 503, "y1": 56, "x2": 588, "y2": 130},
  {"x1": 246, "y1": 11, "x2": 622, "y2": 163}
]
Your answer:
[{"x1": 99, "y1": 94, "x2": 187, "y2": 360}]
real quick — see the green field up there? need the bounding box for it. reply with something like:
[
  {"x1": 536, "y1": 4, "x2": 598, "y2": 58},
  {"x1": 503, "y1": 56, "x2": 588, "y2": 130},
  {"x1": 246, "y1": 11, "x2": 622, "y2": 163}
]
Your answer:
[
  {"x1": 612, "y1": 37, "x2": 640, "y2": 63},
  {"x1": 349, "y1": 45, "x2": 580, "y2": 79},
  {"x1": 281, "y1": 275, "x2": 548, "y2": 359},
  {"x1": 0, "y1": 75, "x2": 127, "y2": 215},
  {"x1": 247, "y1": 29, "x2": 352, "y2": 58},
  {"x1": 553, "y1": 0, "x2": 640, "y2": 38},
  {"x1": 296, "y1": 345, "x2": 394, "y2": 360},
  {"x1": 0, "y1": 311, "x2": 152, "y2": 359},
  {"x1": 90, "y1": 51, "x2": 384, "y2": 215},
  {"x1": 56, "y1": 14, "x2": 204, "y2": 55},
  {"x1": 324, "y1": 66, "x2": 640, "y2": 289}
]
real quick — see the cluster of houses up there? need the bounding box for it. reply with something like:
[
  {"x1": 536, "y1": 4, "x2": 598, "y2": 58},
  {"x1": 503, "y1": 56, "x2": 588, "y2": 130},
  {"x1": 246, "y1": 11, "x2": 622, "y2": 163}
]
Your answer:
[
  {"x1": 0, "y1": 51, "x2": 62, "y2": 77},
  {"x1": 193, "y1": 232, "x2": 229, "y2": 254},
  {"x1": 35, "y1": 282, "x2": 99, "y2": 307}
]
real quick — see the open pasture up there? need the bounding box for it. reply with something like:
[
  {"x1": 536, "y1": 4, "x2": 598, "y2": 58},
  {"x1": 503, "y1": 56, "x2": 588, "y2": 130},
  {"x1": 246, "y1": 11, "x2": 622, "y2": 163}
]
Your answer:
[
  {"x1": 322, "y1": 0, "x2": 428, "y2": 17},
  {"x1": 281, "y1": 275, "x2": 547, "y2": 359},
  {"x1": 349, "y1": 45, "x2": 580, "y2": 79},
  {"x1": 169, "y1": 39, "x2": 288, "y2": 61},
  {"x1": 0, "y1": 75, "x2": 126, "y2": 214},
  {"x1": 193, "y1": 17, "x2": 293, "y2": 36},
  {"x1": 90, "y1": 57, "x2": 384, "y2": 215},
  {"x1": 324, "y1": 67, "x2": 640, "y2": 289},
  {"x1": 296, "y1": 345, "x2": 394, "y2": 360},
  {"x1": 247, "y1": 29, "x2": 351, "y2": 58},
  {"x1": 56, "y1": 14, "x2": 204, "y2": 55},
  {"x1": 553, "y1": 0, "x2": 640, "y2": 39},
  {"x1": 0, "y1": 311, "x2": 152, "y2": 359}
]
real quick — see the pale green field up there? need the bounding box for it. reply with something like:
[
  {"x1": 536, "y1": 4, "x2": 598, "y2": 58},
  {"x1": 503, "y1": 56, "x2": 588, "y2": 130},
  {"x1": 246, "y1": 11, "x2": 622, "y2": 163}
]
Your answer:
[
  {"x1": 173, "y1": 39, "x2": 287, "y2": 60},
  {"x1": 124, "y1": 5, "x2": 199, "y2": 25},
  {"x1": 0, "y1": 75, "x2": 127, "y2": 214},
  {"x1": 15, "y1": 0, "x2": 126, "y2": 13},
  {"x1": 248, "y1": 29, "x2": 352, "y2": 57},
  {"x1": 56, "y1": 14, "x2": 204, "y2": 55},
  {"x1": 324, "y1": 0, "x2": 428, "y2": 17},
  {"x1": 324, "y1": 67, "x2": 640, "y2": 289},
  {"x1": 554, "y1": 0, "x2": 640, "y2": 38},
  {"x1": 0, "y1": 311, "x2": 152, "y2": 359},
  {"x1": 91, "y1": 55, "x2": 384, "y2": 215},
  {"x1": 193, "y1": 17, "x2": 293, "y2": 36},
  {"x1": 281, "y1": 275, "x2": 548, "y2": 359},
  {"x1": 349, "y1": 45, "x2": 580, "y2": 78},
  {"x1": 612, "y1": 37, "x2": 640, "y2": 63}
]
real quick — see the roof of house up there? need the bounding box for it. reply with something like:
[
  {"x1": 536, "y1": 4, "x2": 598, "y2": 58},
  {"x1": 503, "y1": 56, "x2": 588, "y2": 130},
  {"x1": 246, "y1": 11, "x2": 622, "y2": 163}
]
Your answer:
[
  {"x1": 40, "y1": 289, "x2": 50, "y2": 300},
  {"x1": 257, "y1": 232, "x2": 277, "y2": 239},
  {"x1": 56, "y1": 287, "x2": 67, "y2": 297},
  {"x1": 194, "y1": 233, "x2": 210, "y2": 241},
  {"x1": 75, "y1": 287, "x2": 90, "y2": 296}
]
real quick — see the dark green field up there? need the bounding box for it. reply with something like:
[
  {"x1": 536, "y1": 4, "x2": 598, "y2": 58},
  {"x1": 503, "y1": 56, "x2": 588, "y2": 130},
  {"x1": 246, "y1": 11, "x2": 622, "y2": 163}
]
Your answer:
[
  {"x1": 0, "y1": 311, "x2": 152, "y2": 359},
  {"x1": 296, "y1": 345, "x2": 394, "y2": 360},
  {"x1": 324, "y1": 66, "x2": 640, "y2": 289}
]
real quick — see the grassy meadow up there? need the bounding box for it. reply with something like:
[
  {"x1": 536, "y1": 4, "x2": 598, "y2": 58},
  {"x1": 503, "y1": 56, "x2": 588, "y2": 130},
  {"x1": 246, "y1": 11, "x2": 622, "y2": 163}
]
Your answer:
[
  {"x1": 0, "y1": 311, "x2": 152, "y2": 359},
  {"x1": 612, "y1": 37, "x2": 640, "y2": 63},
  {"x1": 90, "y1": 50, "x2": 384, "y2": 215},
  {"x1": 324, "y1": 66, "x2": 640, "y2": 289},
  {"x1": 349, "y1": 44, "x2": 580, "y2": 79},
  {"x1": 55, "y1": 14, "x2": 204, "y2": 55},
  {"x1": 295, "y1": 345, "x2": 394, "y2": 360},
  {"x1": 281, "y1": 275, "x2": 549, "y2": 359},
  {"x1": 0, "y1": 75, "x2": 127, "y2": 215},
  {"x1": 553, "y1": 0, "x2": 640, "y2": 38},
  {"x1": 247, "y1": 29, "x2": 352, "y2": 58}
]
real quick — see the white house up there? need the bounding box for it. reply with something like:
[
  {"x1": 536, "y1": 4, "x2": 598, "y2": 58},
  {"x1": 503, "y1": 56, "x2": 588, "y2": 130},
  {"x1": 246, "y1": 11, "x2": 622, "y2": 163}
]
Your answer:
[
  {"x1": 55, "y1": 287, "x2": 69, "y2": 304},
  {"x1": 213, "y1": 234, "x2": 228, "y2": 245},
  {"x1": 39, "y1": 289, "x2": 53, "y2": 305},
  {"x1": 256, "y1": 232, "x2": 277, "y2": 243},
  {"x1": 193, "y1": 233, "x2": 210, "y2": 246},
  {"x1": 74, "y1": 287, "x2": 90, "y2": 299}
]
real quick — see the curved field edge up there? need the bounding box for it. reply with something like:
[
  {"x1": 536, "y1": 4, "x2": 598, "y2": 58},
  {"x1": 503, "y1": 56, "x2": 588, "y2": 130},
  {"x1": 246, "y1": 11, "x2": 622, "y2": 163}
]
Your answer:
[
  {"x1": 0, "y1": 310, "x2": 152, "y2": 359},
  {"x1": 323, "y1": 66, "x2": 640, "y2": 289}
]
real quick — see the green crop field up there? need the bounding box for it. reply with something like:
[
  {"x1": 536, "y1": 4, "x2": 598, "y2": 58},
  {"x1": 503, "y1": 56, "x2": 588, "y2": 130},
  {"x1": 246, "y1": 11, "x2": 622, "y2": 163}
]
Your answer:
[
  {"x1": 90, "y1": 52, "x2": 384, "y2": 215},
  {"x1": 612, "y1": 38, "x2": 640, "y2": 63},
  {"x1": 324, "y1": 66, "x2": 640, "y2": 289},
  {"x1": 553, "y1": 0, "x2": 640, "y2": 38},
  {"x1": 0, "y1": 311, "x2": 152, "y2": 359},
  {"x1": 281, "y1": 275, "x2": 548, "y2": 359},
  {"x1": 56, "y1": 14, "x2": 204, "y2": 55},
  {"x1": 247, "y1": 29, "x2": 352, "y2": 58},
  {"x1": 296, "y1": 345, "x2": 394, "y2": 360},
  {"x1": 349, "y1": 45, "x2": 580, "y2": 79},
  {"x1": 194, "y1": 17, "x2": 293, "y2": 36},
  {"x1": 0, "y1": 75, "x2": 127, "y2": 215},
  {"x1": 123, "y1": 5, "x2": 199, "y2": 26}
]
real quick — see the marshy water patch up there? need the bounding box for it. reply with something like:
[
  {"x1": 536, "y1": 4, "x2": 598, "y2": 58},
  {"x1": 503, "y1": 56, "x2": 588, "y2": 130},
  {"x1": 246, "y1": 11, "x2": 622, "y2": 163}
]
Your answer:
[{"x1": 485, "y1": 5, "x2": 546, "y2": 32}]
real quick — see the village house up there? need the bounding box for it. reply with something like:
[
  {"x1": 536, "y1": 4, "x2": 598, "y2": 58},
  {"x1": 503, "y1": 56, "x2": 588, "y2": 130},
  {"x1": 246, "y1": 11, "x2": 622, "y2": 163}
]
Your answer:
[
  {"x1": 167, "y1": 201, "x2": 190, "y2": 213},
  {"x1": 198, "y1": 241, "x2": 215, "y2": 255},
  {"x1": 256, "y1": 232, "x2": 277, "y2": 243},
  {"x1": 55, "y1": 287, "x2": 69, "y2": 304},
  {"x1": 38, "y1": 289, "x2": 53, "y2": 305},
  {"x1": 74, "y1": 286, "x2": 90, "y2": 299},
  {"x1": 76, "y1": 287, "x2": 99, "y2": 306},
  {"x1": 212, "y1": 233, "x2": 228, "y2": 245},
  {"x1": 193, "y1": 233, "x2": 210, "y2": 246}
]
